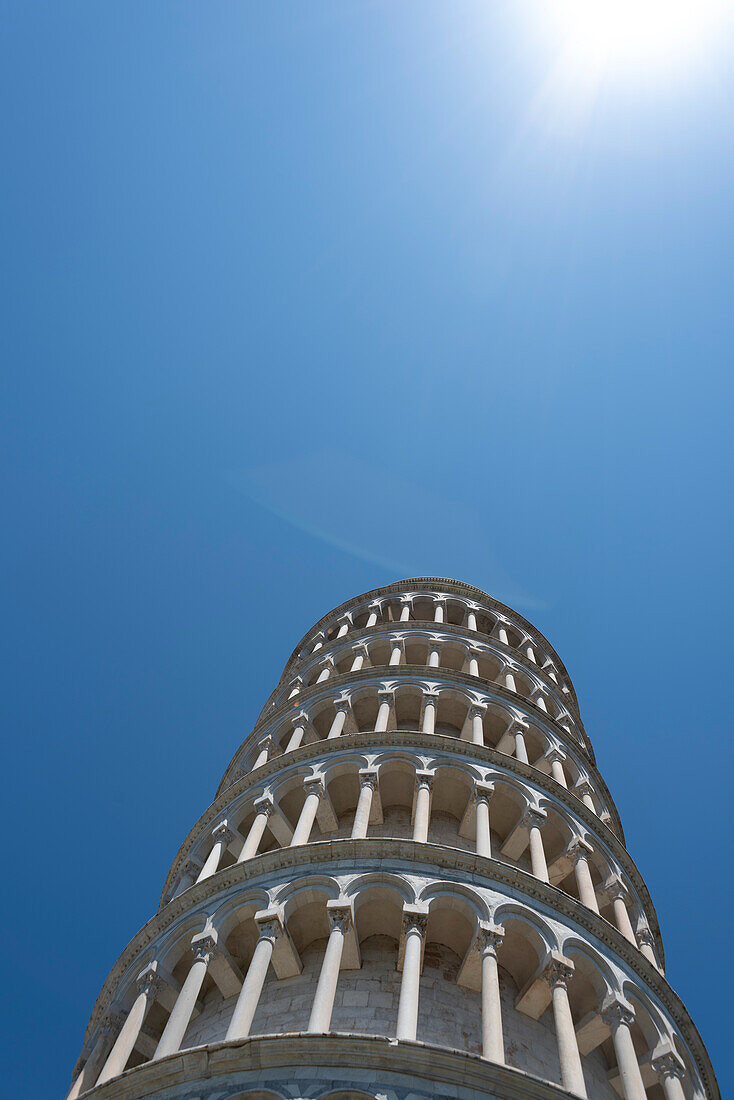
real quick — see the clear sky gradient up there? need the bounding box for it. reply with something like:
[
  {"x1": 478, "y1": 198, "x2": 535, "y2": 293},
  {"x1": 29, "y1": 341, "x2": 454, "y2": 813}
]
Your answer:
[{"x1": 2, "y1": 3, "x2": 732, "y2": 1096}]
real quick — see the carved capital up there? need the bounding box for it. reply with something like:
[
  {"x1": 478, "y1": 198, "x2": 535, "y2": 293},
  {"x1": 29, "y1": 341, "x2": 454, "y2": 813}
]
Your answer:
[
  {"x1": 477, "y1": 922, "x2": 505, "y2": 955},
  {"x1": 191, "y1": 933, "x2": 218, "y2": 964},
  {"x1": 473, "y1": 781, "x2": 494, "y2": 805},
  {"x1": 136, "y1": 964, "x2": 162, "y2": 999},
  {"x1": 253, "y1": 794, "x2": 274, "y2": 818},
  {"x1": 602, "y1": 996, "x2": 636, "y2": 1031},
  {"x1": 522, "y1": 807, "x2": 547, "y2": 831},
  {"x1": 652, "y1": 1049, "x2": 686, "y2": 1081},
  {"x1": 566, "y1": 838, "x2": 594, "y2": 864},
  {"x1": 327, "y1": 902, "x2": 352, "y2": 935},
  {"x1": 358, "y1": 768, "x2": 379, "y2": 791},
  {"x1": 545, "y1": 956, "x2": 575, "y2": 990},
  {"x1": 401, "y1": 909, "x2": 428, "y2": 937},
  {"x1": 415, "y1": 769, "x2": 435, "y2": 791},
  {"x1": 303, "y1": 775, "x2": 325, "y2": 798},
  {"x1": 254, "y1": 908, "x2": 284, "y2": 945},
  {"x1": 212, "y1": 822, "x2": 235, "y2": 846}
]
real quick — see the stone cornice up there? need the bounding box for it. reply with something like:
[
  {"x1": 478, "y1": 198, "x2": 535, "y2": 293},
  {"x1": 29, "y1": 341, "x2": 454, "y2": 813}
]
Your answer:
[
  {"x1": 281, "y1": 578, "x2": 580, "y2": 708},
  {"x1": 73, "y1": 1032, "x2": 650, "y2": 1100},
  {"x1": 176, "y1": 732, "x2": 628, "y2": 912},
  {"x1": 219, "y1": 666, "x2": 595, "y2": 796},
  {"x1": 258, "y1": 620, "x2": 581, "y2": 729},
  {"x1": 79, "y1": 841, "x2": 711, "y2": 1096}
]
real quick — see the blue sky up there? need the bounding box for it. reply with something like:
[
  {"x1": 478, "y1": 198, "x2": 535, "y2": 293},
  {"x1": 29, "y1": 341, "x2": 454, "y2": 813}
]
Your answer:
[{"x1": 2, "y1": 3, "x2": 732, "y2": 1096}]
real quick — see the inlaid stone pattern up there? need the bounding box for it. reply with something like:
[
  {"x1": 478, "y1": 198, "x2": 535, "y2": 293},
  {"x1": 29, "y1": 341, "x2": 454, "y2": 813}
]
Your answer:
[{"x1": 66, "y1": 578, "x2": 719, "y2": 1100}]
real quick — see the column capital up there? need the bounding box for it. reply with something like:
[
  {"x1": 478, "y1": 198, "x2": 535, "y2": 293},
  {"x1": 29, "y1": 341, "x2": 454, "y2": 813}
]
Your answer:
[
  {"x1": 651, "y1": 1045, "x2": 686, "y2": 1081},
  {"x1": 253, "y1": 793, "x2": 274, "y2": 818},
  {"x1": 477, "y1": 921, "x2": 505, "y2": 955},
  {"x1": 636, "y1": 923, "x2": 655, "y2": 947},
  {"x1": 401, "y1": 906, "x2": 429, "y2": 937},
  {"x1": 367, "y1": 600, "x2": 382, "y2": 613},
  {"x1": 546, "y1": 747, "x2": 567, "y2": 765},
  {"x1": 377, "y1": 688, "x2": 395, "y2": 703},
  {"x1": 399, "y1": 595, "x2": 413, "y2": 607},
  {"x1": 545, "y1": 954, "x2": 575, "y2": 990},
  {"x1": 422, "y1": 689, "x2": 440, "y2": 704},
  {"x1": 333, "y1": 694, "x2": 352, "y2": 712},
  {"x1": 506, "y1": 718, "x2": 529, "y2": 736},
  {"x1": 292, "y1": 710, "x2": 311, "y2": 728},
  {"x1": 358, "y1": 767, "x2": 379, "y2": 791},
  {"x1": 468, "y1": 702, "x2": 487, "y2": 720},
  {"x1": 180, "y1": 858, "x2": 202, "y2": 879},
  {"x1": 254, "y1": 906, "x2": 285, "y2": 944},
  {"x1": 336, "y1": 612, "x2": 353, "y2": 626},
  {"x1": 212, "y1": 821, "x2": 235, "y2": 846},
  {"x1": 326, "y1": 900, "x2": 353, "y2": 934},
  {"x1": 604, "y1": 874, "x2": 629, "y2": 902},
  {"x1": 522, "y1": 807, "x2": 547, "y2": 830},
  {"x1": 303, "y1": 775, "x2": 325, "y2": 798},
  {"x1": 100, "y1": 1011, "x2": 124, "y2": 1039},
  {"x1": 601, "y1": 995, "x2": 636, "y2": 1031},
  {"x1": 414, "y1": 769, "x2": 435, "y2": 791},
  {"x1": 135, "y1": 963, "x2": 163, "y2": 999},
  {"x1": 566, "y1": 837, "x2": 594, "y2": 864},
  {"x1": 574, "y1": 779, "x2": 595, "y2": 798},
  {"x1": 473, "y1": 780, "x2": 494, "y2": 804},
  {"x1": 190, "y1": 932, "x2": 218, "y2": 964}
]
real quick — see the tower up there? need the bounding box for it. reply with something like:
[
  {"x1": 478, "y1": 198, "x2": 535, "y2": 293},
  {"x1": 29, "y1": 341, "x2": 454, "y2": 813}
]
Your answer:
[{"x1": 67, "y1": 578, "x2": 718, "y2": 1100}]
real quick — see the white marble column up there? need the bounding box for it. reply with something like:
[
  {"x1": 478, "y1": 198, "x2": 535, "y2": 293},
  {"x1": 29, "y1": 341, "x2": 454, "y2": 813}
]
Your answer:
[
  {"x1": 547, "y1": 959, "x2": 586, "y2": 1098},
  {"x1": 389, "y1": 639, "x2": 403, "y2": 667},
  {"x1": 504, "y1": 666, "x2": 517, "y2": 693},
  {"x1": 602, "y1": 999, "x2": 647, "y2": 1100},
  {"x1": 525, "y1": 641, "x2": 537, "y2": 663},
  {"x1": 97, "y1": 967, "x2": 162, "y2": 1085},
  {"x1": 497, "y1": 622, "x2": 510, "y2": 646},
  {"x1": 574, "y1": 780, "x2": 597, "y2": 813},
  {"x1": 422, "y1": 692, "x2": 438, "y2": 734},
  {"x1": 434, "y1": 599, "x2": 445, "y2": 624},
  {"x1": 652, "y1": 1048, "x2": 687, "y2": 1100},
  {"x1": 172, "y1": 859, "x2": 200, "y2": 900},
  {"x1": 375, "y1": 689, "x2": 393, "y2": 732},
  {"x1": 66, "y1": 1016, "x2": 121, "y2": 1099},
  {"x1": 350, "y1": 644, "x2": 368, "y2": 672},
  {"x1": 308, "y1": 906, "x2": 351, "y2": 1032},
  {"x1": 511, "y1": 722, "x2": 529, "y2": 764},
  {"x1": 636, "y1": 925, "x2": 659, "y2": 969},
  {"x1": 547, "y1": 748, "x2": 568, "y2": 787},
  {"x1": 291, "y1": 778, "x2": 323, "y2": 847},
  {"x1": 399, "y1": 598, "x2": 412, "y2": 622},
  {"x1": 524, "y1": 809, "x2": 549, "y2": 881},
  {"x1": 469, "y1": 704, "x2": 485, "y2": 746},
  {"x1": 567, "y1": 840, "x2": 599, "y2": 913},
  {"x1": 154, "y1": 935, "x2": 216, "y2": 1059},
  {"x1": 351, "y1": 769, "x2": 378, "y2": 839},
  {"x1": 467, "y1": 608, "x2": 478, "y2": 632},
  {"x1": 196, "y1": 822, "x2": 234, "y2": 883},
  {"x1": 428, "y1": 641, "x2": 441, "y2": 668},
  {"x1": 252, "y1": 736, "x2": 272, "y2": 771},
  {"x1": 365, "y1": 603, "x2": 381, "y2": 628},
  {"x1": 336, "y1": 615, "x2": 351, "y2": 638},
  {"x1": 286, "y1": 713, "x2": 309, "y2": 752},
  {"x1": 478, "y1": 924, "x2": 505, "y2": 1063},
  {"x1": 327, "y1": 697, "x2": 351, "y2": 739},
  {"x1": 316, "y1": 659, "x2": 334, "y2": 684},
  {"x1": 238, "y1": 797, "x2": 273, "y2": 862},
  {"x1": 605, "y1": 878, "x2": 637, "y2": 945},
  {"x1": 225, "y1": 914, "x2": 282, "y2": 1040},
  {"x1": 467, "y1": 649, "x2": 480, "y2": 677},
  {"x1": 534, "y1": 691, "x2": 548, "y2": 713},
  {"x1": 474, "y1": 782, "x2": 493, "y2": 858},
  {"x1": 396, "y1": 911, "x2": 427, "y2": 1041},
  {"x1": 412, "y1": 770, "x2": 434, "y2": 843}
]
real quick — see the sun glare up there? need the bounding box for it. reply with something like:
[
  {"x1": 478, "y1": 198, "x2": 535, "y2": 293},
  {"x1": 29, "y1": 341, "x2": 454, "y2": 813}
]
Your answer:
[{"x1": 552, "y1": 0, "x2": 727, "y2": 73}]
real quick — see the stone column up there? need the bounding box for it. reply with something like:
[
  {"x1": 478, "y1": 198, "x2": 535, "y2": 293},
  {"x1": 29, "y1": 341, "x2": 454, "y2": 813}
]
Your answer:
[
  {"x1": 474, "y1": 782, "x2": 493, "y2": 858},
  {"x1": 567, "y1": 840, "x2": 599, "y2": 913},
  {"x1": 97, "y1": 967, "x2": 162, "y2": 1085},
  {"x1": 252, "y1": 736, "x2": 272, "y2": 771},
  {"x1": 547, "y1": 958, "x2": 586, "y2": 1098},
  {"x1": 396, "y1": 911, "x2": 427, "y2": 1041},
  {"x1": 497, "y1": 623, "x2": 510, "y2": 646},
  {"x1": 389, "y1": 639, "x2": 403, "y2": 667},
  {"x1": 652, "y1": 1048, "x2": 687, "y2": 1100},
  {"x1": 336, "y1": 615, "x2": 351, "y2": 638},
  {"x1": 467, "y1": 608, "x2": 478, "y2": 631},
  {"x1": 350, "y1": 644, "x2": 368, "y2": 672},
  {"x1": 238, "y1": 796, "x2": 273, "y2": 862},
  {"x1": 602, "y1": 999, "x2": 647, "y2": 1100},
  {"x1": 547, "y1": 748, "x2": 568, "y2": 787},
  {"x1": 287, "y1": 678, "x2": 302, "y2": 700},
  {"x1": 365, "y1": 603, "x2": 381, "y2": 628},
  {"x1": 524, "y1": 809, "x2": 549, "y2": 881},
  {"x1": 399, "y1": 598, "x2": 412, "y2": 622},
  {"x1": 375, "y1": 690, "x2": 393, "y2": 732},
  {"x1": 511, "y1": 722, "x2": 529, "y2": 764},
  {"x1": 196, "y1": 823, "x2": 234, "y2": 883},
  {"x1": 605, "y1": 878, "x2": 637, "y2": 945},
  {"x1": 311, "y1": 634, "x2": 324, "y2": 653},
  {"x1": 291, "y1": 778, "x2": 323, "y2": 847},
  {"x1": 434, "y1": 599, "x2": 445, "y2": 624},
  {"x1": 286, "y1": 714, "x2": 309, "y2": 752},
  {"x1": 504, "y1": 666, "x2": 517, "y2": 693},
  {"x1": 351, "y1": 769, "x2": 378, "y2": 839},
  {"x1": 534, "y1": 691, "x2": 548, "y2": 713},
  {"x1": 225, "y1": 914, "x2": 282, "y2": 1040},
  {"x1": 172, "y1": 860, "x2": 200, "y2": 899},
  {"x1": 154, "y1": 935, "x2": 217, "y2": 1059},
  {"x1": 66, "y1": 1015, "x2": 122, "y2": 1099},
  {"x1": 469, "y1": 704, "x2": 485, "y2": 746},
  {"x1": 525, "y1": 641, "x2": 537, "y2": 663},
  {"x1": 574, "y1": 780, "x2": 597, "y2": 813},
  {"x1": 412, "y1": 770, "x2": 434, "y2": 843},
  {"x1": 428, "y1": 641, "x2": 441, "y2": 668},
  {"x1": 327, "y1": 697, "x2": 350, "y2": 739},
  {"x1": 479, "y1": 924, "x2": 505, "y2": 1063},
  {"x1": 316, "y1": 659, "x2": 334, "y2": 684},
  {"x1": 636, "y1": 924, "x2": 659, "y2": 969},
  {"x1": 468, "y1": 649, "x2": 480, "y2": 677},
  {"x1": 308, "y1": 905, "x2": 351, "y2": 1032},
  {"x1": 422, "y1": 692, "x2": 438, "y2": 734}
]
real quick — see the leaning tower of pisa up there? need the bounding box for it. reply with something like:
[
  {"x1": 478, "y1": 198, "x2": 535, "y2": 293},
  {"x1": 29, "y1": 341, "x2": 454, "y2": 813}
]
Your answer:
[{"x1": 68, "y1": 578, "x2": 718, "y2": 1100}]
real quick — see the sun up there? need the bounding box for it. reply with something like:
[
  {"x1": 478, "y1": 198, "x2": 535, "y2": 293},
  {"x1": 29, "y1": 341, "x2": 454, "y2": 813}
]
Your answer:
[{"x1": 551, "y1": 0, "x2": 728, "y2": 73}]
